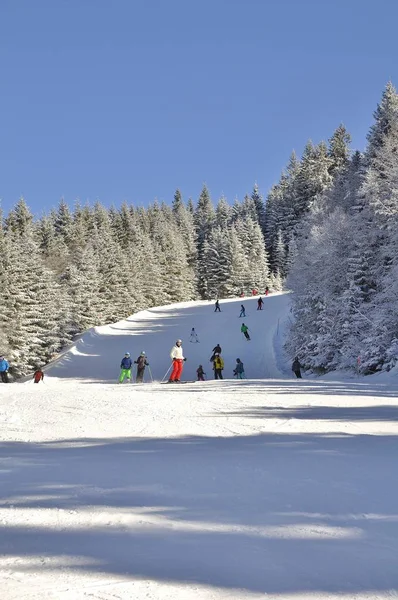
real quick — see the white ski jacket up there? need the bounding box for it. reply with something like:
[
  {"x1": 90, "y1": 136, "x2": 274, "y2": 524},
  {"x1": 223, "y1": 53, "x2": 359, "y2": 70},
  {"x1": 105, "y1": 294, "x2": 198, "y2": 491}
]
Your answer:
[{"x1": 170, "y1": 345, "x2": 184, "y2": 360}]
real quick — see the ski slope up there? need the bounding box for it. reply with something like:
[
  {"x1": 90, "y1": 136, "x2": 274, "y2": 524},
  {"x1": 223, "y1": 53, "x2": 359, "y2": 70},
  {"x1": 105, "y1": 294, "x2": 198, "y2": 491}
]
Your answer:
[
  {"x1": 1, "y1": 292, "x2": 398, "y2": 600},
  {"x1": 46, "y1": 292, "x2": 290, "y2": 382}
]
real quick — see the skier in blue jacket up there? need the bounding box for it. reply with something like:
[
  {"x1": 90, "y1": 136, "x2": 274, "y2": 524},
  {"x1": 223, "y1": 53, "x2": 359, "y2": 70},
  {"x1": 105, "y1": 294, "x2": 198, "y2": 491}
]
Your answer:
[
  {"x1": 233, "y1": 358, "x2": 245, "y2": 379},
  {"x1": 0, "y1": 356, "x2": 10, "y2": 383},
  {"x1": 119, "y1": 353, "x2": 132, "y2": 383}
]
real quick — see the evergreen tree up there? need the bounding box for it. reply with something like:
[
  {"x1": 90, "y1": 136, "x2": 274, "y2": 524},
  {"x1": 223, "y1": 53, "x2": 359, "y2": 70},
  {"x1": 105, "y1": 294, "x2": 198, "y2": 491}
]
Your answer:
[
  {"x1": 194, "y1": 185, "x2": 215, "y2": 298},
  {"x1": 367, "y1": 81, "x2": 398, "y2": 159},
  {"x1": 328, "y1": 124, "x2": 351, "y2": 176},
  {"x1": 251, "y1": 183, "x2": 265, "y2": 232}
]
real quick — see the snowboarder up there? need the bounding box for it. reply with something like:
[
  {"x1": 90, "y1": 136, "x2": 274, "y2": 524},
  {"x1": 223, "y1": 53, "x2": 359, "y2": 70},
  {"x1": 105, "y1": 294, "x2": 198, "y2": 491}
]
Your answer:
[
  {"x1": 214, "y1": 299, "x2": 221, "y2": 312},
  {"x1": 119, "y1": 352, "x2": 132, "y2": 383},
  {"x1": 190, "y1": 328, "x2": 199, "y2": 343},
  {"x1": 257, "y1": 297, "x2": 264, "y2": 310},
  {"x1": 292, "y1": 357, "x2": 302, "y2": 378},
  {"x1": 212, "y1": 353, "x2": 224, "y2": 380},
  {"x1": 33, "y1": 368, "x2": 44, "y2": 383},
  {"x1": 134, "y1": 351, "x2": 149, "y2": 383},
  {"x1": 0, "y1": 356, "x2": 9, "y2": 383},
  {"x1": 169, "y1": 339, "x2": 186, "y2": 382},
  {"x1": 210, "y1": 344, "x2": 222, "y2": 362},
  {"x1": 196, "y1": 365, "x2": 206, "y2": 381},
  {"x1": 233, "y1": 358, "x2": 245, "y2": 379},
  {"x1": 239, "y1": 304, "x2": 246, "y2": 318},
  {"x1": 241, "y1": 323, "x2": 251, "y2": 340}
]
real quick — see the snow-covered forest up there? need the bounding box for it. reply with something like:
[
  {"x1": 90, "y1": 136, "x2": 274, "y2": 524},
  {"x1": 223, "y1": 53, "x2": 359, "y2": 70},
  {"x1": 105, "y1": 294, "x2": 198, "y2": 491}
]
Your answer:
[{"x1": 2, "y1": 83, "x2": 398, "y2": 378}]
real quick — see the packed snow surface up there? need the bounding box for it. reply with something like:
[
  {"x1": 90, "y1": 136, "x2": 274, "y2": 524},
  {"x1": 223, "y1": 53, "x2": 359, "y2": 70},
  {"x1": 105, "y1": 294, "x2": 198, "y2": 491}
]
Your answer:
[{"x1": 1, "y1": 293, "x2": 398, "y2": 599}]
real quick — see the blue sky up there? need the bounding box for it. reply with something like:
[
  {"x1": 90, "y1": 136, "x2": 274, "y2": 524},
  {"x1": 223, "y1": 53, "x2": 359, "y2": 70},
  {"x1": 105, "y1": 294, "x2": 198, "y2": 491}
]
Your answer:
[{"x1": 1, "y1": 0, "x2": 397, "y2": 216}]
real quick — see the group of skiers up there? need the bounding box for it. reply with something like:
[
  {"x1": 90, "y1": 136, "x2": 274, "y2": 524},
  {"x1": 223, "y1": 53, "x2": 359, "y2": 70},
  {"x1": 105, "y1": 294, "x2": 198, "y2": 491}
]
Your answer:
[
  {"x1": 119, "y1": 351, "x2": 150, "y2": 383},
  {"x1": 115, "y1": 292, "x2": 303, "y2": 383},
  {"x1": 240, "y1": 287, "x2": 269, "y2": 298},
  {"x1": 198, "y1": 344, "x2": 245, "y2": 380},
  {"x1": 216, "y1": 297, "x2": 264, "y2": 316},
  {"x1": 117, "y1": 339, "x2": 247, "y2": 384},
  {"x1": 117, "y1": 340, "x2": 302, "y2": 383},
  {"x1": 0, "y1": 355, "x2": 45, "y2": 384},
  {"x1": 195, "y1": 346, "x2": 245, "y2": 381}
]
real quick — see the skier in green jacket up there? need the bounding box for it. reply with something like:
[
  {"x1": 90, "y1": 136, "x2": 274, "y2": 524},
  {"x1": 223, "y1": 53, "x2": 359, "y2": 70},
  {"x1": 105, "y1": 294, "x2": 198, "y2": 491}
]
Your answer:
[{"x1": 241, "y1": 323, "x2": 250, "y2": 341}]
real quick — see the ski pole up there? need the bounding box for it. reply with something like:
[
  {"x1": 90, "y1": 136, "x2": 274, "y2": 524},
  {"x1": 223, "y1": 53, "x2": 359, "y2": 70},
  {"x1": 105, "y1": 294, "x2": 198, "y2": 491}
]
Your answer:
[
  {"x1": 161, "y1": 364, "x2": 172, "y2": 382},
  {"x1": 148, "y1": 365, "x2": 154, "y2": 383}
]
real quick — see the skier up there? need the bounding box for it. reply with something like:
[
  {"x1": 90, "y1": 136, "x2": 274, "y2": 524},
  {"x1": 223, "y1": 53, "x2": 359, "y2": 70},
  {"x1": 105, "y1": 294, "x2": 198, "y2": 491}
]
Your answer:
[
  {"x1": 196, "y1": 365, "x2": 206, "y2": 381},
  {"x1": 292, "y1": 357, "x2": 302, "y2": 379},
  {"x1": 0, "y1": 355, "x2": 9, "y2": 383},
  {"x1": 119, "y1": 352, "x2": 132, "y2": 383},
  {"x1": 233, "y1": 358, "x2": 245, "y2": 379},
  {"x1": 134, "y1": 351, "x2": 149, "y2": 383},
  {"x1": 239, "y1": 304, "x2": 246, "y2": 318},
  {"x1": 169, "y1": 339, "x2": 186, "y2": 382},
  {"x1": 241, "y1": 323, "x2": 251, "y2": 340},
  {"x1": 214, "y1": 299, "x2": 221, "y2": 312},
  {"x1": 265, "y1": 286, "x2": 269, "y2": 296},
  {"x1": 190, "y1": 328, "x2": 199, "y2": 343},
  {"x1": 257, "y1": 297, "x2": 264, "y2": 310},
  {"x1": 212, "y1": 353, "x2": 224, "y2": 380},
  {"x1": 210, "y1": 344, "x2": 222, "y2": 362},
  {"x1": 33, "y1": 368, "x2": 44, "y2": 383}
]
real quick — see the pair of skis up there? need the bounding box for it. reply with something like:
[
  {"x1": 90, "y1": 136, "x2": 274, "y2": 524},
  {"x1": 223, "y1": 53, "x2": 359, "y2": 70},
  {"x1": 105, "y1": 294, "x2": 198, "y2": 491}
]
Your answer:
[{"x1": 160, "y1": 380, "x2": 196, "y2": 385}]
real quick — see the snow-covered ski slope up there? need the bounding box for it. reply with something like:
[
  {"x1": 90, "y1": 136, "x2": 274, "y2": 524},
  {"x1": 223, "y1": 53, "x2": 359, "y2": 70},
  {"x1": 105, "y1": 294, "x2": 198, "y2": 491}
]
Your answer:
[
  {"x1": 2, "y1": 292, "x2": 398, "y2": 600},
  {"x1": 47, "y1": 292, "x2": 290, "y2": 382}
]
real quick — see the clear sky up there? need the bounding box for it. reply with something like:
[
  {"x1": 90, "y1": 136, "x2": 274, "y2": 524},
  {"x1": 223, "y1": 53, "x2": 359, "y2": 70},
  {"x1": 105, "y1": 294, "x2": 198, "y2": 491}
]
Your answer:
[{"x1": 1, "y1": 0, "x2": 397, "y2": 216}]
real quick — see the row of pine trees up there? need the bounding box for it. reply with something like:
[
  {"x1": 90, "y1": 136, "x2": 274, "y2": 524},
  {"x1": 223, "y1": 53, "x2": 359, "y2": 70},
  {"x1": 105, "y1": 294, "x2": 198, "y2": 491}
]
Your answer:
[
  {"x1": 0, "y1": 187, "x2": 274, "y2": 377},
  {"x1": 284, "y1": 83, "x2": 398, "y2": 374},
  {"x1": 1, "y1": 83, "x2": 398, "y2": 377}
]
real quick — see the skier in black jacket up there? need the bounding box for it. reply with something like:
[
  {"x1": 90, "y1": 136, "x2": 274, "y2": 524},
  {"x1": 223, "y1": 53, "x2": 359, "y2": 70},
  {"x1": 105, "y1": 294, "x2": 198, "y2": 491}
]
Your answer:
[
  {"x1": 292, "y1": 357, "x2": 302, "y2": 378},
  {"x1": 210, "y1": 344, "x2": 222, "y2": 362},
  {"x1": 135, "y1": 352, "x2": 149, "y2": 383}
]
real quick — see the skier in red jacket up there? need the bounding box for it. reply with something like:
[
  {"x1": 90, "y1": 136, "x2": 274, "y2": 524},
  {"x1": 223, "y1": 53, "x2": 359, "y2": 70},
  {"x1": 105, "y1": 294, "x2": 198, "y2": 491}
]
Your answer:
[{"x1": 33, "y1": 369, "x2": 44, "y2": 383}]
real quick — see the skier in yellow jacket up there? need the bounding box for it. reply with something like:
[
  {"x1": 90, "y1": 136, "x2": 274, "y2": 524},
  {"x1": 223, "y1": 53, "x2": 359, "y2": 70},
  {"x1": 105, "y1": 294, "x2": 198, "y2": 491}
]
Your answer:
[{"x1": 213, "y1": 353, "x2": 224, "y2": 380}]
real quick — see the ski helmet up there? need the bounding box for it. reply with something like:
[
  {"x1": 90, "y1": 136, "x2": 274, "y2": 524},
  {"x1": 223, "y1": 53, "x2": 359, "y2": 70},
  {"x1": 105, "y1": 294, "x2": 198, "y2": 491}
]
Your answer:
[
  {"x1": 125, "y1": 352, "x2": 130, "y2": 356},
  {"x1": 141, "y1": 351, "x2": 145, "y2": 355},
  {"x1": 176, "y1": 339, "x2": 182, "y2": 343}
]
